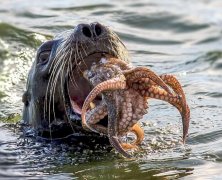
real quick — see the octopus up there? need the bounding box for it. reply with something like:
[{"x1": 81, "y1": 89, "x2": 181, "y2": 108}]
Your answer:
[{"x1": 80, "y1": 56, "x2": 190, "y2": 158}]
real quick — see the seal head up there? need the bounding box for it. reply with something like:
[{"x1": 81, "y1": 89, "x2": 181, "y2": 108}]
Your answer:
[{"x1": 22, "y1": 22, "x2": 129, "y2": 138}]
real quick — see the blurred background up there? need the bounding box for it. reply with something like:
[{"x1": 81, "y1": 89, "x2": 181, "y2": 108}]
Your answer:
[{"x1": 0, "y1": 0, "x2": 222, "y2": 179}]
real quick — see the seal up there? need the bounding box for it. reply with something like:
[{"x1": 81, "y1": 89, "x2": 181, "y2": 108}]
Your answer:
[
  {"x1": 22, "y1": 22, "x2": 129, "y2": 138},
  {"x1": 22, "y1": 22, "x2": 190, "y2": 157}
]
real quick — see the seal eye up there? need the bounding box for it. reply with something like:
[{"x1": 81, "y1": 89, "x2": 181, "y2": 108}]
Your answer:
[{"x1": 39, "y1": 51, "x2": 51, "y2": 64}]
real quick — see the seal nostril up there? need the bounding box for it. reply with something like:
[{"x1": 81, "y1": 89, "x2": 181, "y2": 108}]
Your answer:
[
  {"x1": 95, "y1": 24, "x2": 102, "y2": 36},
  {"x1": 82, "y1": 26, "x2": 92, "y2": 38}
]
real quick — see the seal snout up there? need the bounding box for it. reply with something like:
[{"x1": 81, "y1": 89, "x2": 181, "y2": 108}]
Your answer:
[{"x1": 74, "y1": 22, "x2": 104, "y2": 40}]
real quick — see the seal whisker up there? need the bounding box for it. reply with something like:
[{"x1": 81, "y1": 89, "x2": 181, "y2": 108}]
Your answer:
[
  {"x1": 108, "y1": 39, "x2": 115, "y2": 54},
  {"x1": 74, "y1": 40, "x2": 84, "y2": 74},
  {"x1": 50, "y1": 52, "x2": 69, "y2": 125},
  {"x1": 80, "y1": 43, "x2": 90, "y2": 69},
  {"x1": 66, "y1": 82, "x2": 75, "y2": 133},
  {"x1": 48, "y1": 41, "x2": 67, "y2": 73},
  {"x1": 45, "y1": 43, "x2": 70, "y2": 116},
  {"x1": 75, "y1": 40, "x2": 86, "y2": 72},
  {"x1": 59, "y1": 56, "x2": 75, "y2": 133},
  {"x1": 79, "y1": 47, "x2": 88, "y2": 70},
  {"x1": 67, "y1": 50, "x2": 79, "y2": 88},
  {"x1": 46, "y1": 44, "x2": 75, "y2": 137},
  {"x1": 80, "y1": 43, "x2": 88, "y2": 58},
  {"x1": 50, "y1": 59, "x2": 64, "y2": 123},
  {"x1": 116, "y1": 39, "x2": 129, "y2": 62},
  {"x1": 47, "y1": 49, "x2": 70, "y2": 129},
  {"x1": 83, "y1": 42, "x2": 89, "y2": 52}
]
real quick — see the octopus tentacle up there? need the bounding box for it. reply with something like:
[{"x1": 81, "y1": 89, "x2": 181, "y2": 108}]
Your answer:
[
  {"x1": 104, "y1": 57, "x2": 132, "y2": 70},
  {"x1": 130, "y1": 123, "x2": 144, "y2": 145},
  {"x1": 106, "y1": 90, "x2": 132, "y2": 158},
  {"x1": 160, "y1": 75, "x2": 185, "y2": 99},
  {"x1": 159, "y1": 75, "x2": 190, "y2": 142},
  {"x1": 85, "y1": 102, "x2": 107, "y2": 134},
  {"x1": 143, "y1": 87, "x2": 189, "y2": 142},
  {"x1": 109, "y1": 136, "x2": 132, "y2": 158},
  {"x1": 132, "y1": 75, "x2": 190, "y2": 142},
  {"x1": 121, "y1": 123, "x2": 145, "y2": 150},
  {"x1": 81, "y1": 76, "x2": 126, "y2": 132},
  {"x1": 123, "y1": 67, "x2": 172, "y2": 95}
]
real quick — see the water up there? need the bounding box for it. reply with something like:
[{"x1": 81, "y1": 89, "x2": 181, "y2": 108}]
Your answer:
[{"x1": 0, "y1": 0, "x2": 222, "y2": 179}]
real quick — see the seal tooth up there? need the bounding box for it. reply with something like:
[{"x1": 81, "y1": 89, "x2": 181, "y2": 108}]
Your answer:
[{"x1": 90, "y1": 102, "x2": 96, "y2": 109}]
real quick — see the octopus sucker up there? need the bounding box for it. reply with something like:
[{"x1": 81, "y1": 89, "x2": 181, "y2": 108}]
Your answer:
[
  {"x1": 128, "y1": 74, "x2": 190, "y2": 142},
  {"x1": 123, "y1": 67, "x2": 173, "y2": 96},
  {"x1": 81, "y1": 57, "x2": 190, "y2": 158}
]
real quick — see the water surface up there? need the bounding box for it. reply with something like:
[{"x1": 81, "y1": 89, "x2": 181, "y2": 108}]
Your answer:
[{"x1": 0, "y1": 0, "x2": 222, "y2": 179}]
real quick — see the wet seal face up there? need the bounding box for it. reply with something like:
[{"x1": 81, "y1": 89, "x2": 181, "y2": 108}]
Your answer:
[{"x1": 22, "y1": 22, "x2": 129, "y2": 138}]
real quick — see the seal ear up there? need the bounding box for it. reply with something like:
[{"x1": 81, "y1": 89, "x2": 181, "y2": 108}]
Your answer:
[{"x1": 22, "y1": 91, "x2": 30, "y2": 106}]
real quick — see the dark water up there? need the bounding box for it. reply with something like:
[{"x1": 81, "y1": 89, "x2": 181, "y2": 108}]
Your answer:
[{"x1": 0, "y1": 0, "x2": 222, "y2": 179}]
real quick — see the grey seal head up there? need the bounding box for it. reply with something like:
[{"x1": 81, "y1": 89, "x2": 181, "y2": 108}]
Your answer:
[{"x1": 22, "y1": 22, "x2": 129, "y2": 138}]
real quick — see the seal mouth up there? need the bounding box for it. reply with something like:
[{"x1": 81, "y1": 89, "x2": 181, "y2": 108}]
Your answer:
[{"x1": 67, "y1": 52, "x2": 117, "y2": 118}]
